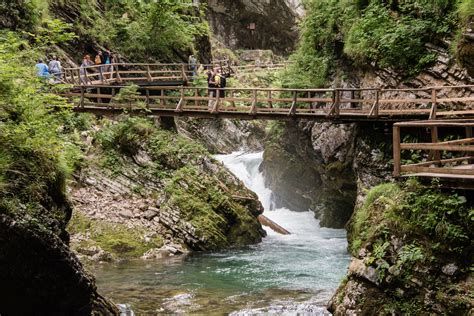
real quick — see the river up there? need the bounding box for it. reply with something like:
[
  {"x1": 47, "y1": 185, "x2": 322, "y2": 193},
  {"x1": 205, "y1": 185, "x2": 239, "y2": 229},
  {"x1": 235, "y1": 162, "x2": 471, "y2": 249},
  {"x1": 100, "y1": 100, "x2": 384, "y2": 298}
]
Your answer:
[{"x1": 91, "y1": 151, "x2": 350, "y2": 314}]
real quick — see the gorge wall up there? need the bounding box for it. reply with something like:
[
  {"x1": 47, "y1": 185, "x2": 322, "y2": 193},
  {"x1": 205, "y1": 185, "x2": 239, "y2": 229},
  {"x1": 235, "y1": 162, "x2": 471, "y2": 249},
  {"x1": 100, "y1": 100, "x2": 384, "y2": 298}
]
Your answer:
[{"x1": 206, "y1": 0, "x2": 303, "y2": 55}]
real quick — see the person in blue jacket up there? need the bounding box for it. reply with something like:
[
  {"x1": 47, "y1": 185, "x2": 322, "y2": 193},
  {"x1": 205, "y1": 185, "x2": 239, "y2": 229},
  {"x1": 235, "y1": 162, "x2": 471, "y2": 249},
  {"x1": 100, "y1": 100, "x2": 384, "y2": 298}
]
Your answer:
[{"x1": 35, "y1": 59, "x2": 50, "y2": 79}]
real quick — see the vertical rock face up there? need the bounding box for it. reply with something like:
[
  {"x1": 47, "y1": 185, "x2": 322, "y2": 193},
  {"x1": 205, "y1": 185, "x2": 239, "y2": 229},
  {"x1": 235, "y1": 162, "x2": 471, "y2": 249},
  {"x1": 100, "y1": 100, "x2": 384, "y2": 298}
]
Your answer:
[
  {"x1": 0, "y1": 210, "x2": 118, "y2": 315},
  {"x1": 206, "y1": 0, "x2": 303, "y2": 54},
  {"x1": 261, "y1": 121, "x2": 393, "y2": 228},
  {"x1": 261, "y1": 121, "x2": 359, "y2": 228}
]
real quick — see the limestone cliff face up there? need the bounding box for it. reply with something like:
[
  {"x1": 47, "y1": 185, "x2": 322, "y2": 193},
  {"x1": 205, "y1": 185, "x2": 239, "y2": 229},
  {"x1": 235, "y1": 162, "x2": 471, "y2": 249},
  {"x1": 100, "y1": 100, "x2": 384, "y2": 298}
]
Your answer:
[
  {"x1": 206, "y1": 0, "x2": 303, "y2": 55},
  {"x1": 261, "y1": 121, "x2": 392, "y2": 228},
  {"x1": 69, "y1": 117, "x2": 266, "y2": 262}
]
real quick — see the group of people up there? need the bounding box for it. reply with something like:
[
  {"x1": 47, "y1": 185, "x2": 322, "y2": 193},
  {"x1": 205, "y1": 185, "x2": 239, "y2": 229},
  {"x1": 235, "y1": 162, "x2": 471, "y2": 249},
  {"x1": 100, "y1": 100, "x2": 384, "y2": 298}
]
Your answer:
[
  {"x1": 80, "y1": 50, "x2": 117, "y2": 83},
  {"x1": 35, "y1": 56, "x2": 62, "y2": 83}
]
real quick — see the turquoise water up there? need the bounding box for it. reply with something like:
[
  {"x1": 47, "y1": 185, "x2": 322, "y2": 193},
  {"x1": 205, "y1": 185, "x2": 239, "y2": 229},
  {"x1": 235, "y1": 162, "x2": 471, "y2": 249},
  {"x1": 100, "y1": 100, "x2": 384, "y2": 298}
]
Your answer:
[{"x1": 92, "y1": 152, "x2": 350, "y2": 314}]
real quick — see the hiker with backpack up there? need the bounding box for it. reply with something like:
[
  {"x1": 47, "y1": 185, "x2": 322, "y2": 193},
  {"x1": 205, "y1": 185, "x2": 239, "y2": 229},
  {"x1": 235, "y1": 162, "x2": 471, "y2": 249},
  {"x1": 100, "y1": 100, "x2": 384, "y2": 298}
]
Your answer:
[
  {"x1": 214, "y1": 68, "x2": 228, "y2": 98},
  {"x1": 48, "y1": 56, "x2": 62, "y2": 83}
]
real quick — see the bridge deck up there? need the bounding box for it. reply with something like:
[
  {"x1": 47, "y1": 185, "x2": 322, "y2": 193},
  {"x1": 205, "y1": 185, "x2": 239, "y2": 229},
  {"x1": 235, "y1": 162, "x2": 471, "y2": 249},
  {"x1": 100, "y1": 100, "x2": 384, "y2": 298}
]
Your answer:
[{"x1": 64, "y1": 84, "x2": 474, "y2": 121}]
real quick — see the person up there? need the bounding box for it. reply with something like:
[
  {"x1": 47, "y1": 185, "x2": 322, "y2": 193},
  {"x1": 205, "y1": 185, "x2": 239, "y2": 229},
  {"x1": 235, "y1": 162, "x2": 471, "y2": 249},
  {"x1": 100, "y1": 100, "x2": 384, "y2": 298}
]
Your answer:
[
  {"x1": 188, "y1": 54, "x2": 197, "y2": 77},
  {"x1": 80, "y1": 54, "x2": 93, "y2": 84},
  {"x1": 207, "y1": 68, "x2": 216, "y2": 109},
  {"x1": 215, "y1": 68, "x2": 228, "y2": 98},
  {"x1": 101, "y1": 49, "x2": 111, "y2": 79},
  {"x1": 48, "y1": 56, "x2": 62, "y2": 82},
  {"x1": 35, "y1": 59, "x2": 50, "y2": 80},
  {"x1": 94, "y1": 51, "x2": 102, "y2": 65}
]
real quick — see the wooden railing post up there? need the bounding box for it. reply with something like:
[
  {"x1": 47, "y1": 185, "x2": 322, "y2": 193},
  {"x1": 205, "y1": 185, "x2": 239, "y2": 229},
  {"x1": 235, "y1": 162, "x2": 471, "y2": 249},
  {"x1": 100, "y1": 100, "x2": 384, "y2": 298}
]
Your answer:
[
  {"x1": 289, "y1": 91, "x2": 297, "y2": 115},
  {"x1": 466, "y1": 126, "x2": 473, "y2": 163},
  {"x1": 335, "y1": 89, "x2": 340, "y2": 117},
  {"x1": 99, "y1": 66, "x2": 104, "y2": 83},
  {"x1": 181, "y1": 64, "x2": 188, "y2": 82},
  {"x1": 145, "y1": 88, "x2": 150, "y2": 109},
  {"x1": 175, "y1": 87, "x2": 185, "y2": 112},
  {"x1": 115, "y1": 64, "x2": 122, "y2": 83},
  {"x1": 368, "y1": 89, "x2": 380, "y2": 118},
  {"x1": 430, "y1": 126, "x2": 441, "y2": 163},
  {"x1": 194, "y1": 89, "x2": 199, "y2": 107},
  {"x1": 429, "y1": 88, "x2": 437, "y2": 120},
  {"x1": 230, "y1": 90, "x2": 235, "y2": 108},
  {"x1": 147, "y1": 65, "x2": 152, "y2": 82},
  {"x1": 211, "y1": 89, "x2": 220, "y2": 113},
  {"x1": 249, "y1": 89, "x2": 257, "y2": 115},
  {"x1": 80, "y1": 86, "x2": 85, "y2": 109},
  {"x1": 268, "y1": 90, "x2": 273, "y2": 108},
  {"x1": 97, "y1": 87, "x2": 102, "y2": 103},
  {"x1": 393, "y1": 125, "x2": 401, "y2": 177}
]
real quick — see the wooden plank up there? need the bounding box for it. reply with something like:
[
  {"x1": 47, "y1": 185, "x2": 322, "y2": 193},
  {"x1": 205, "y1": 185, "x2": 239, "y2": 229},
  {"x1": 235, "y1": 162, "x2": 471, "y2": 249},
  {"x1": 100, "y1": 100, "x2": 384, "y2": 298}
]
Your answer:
[
  {"x1": 404, "y1": 156, "x2": 474, "y2": 167},
  {"x1": 401, "y1": 165, "x2": 474, "y2": 175},
  {"x1": 400, "y1": 143, "x2": 474, "y2": 151}
]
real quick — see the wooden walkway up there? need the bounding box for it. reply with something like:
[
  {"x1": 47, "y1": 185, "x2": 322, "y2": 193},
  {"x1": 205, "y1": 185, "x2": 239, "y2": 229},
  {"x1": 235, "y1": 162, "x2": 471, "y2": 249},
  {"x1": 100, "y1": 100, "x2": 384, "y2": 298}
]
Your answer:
[
  {"x1": 61, "y1": 61, "x2": 288, "y2": 86},
  {"x1": 393, "y1": 119, "x2": 474, "y2": 185},
  {"x1": 62, "y1": 84, "x2": 474, "y2": 121}
]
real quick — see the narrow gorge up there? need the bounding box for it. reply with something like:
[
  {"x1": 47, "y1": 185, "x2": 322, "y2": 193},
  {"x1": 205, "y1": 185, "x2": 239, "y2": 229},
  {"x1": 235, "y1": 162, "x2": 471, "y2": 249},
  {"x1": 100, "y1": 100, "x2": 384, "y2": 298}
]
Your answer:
[{"x1": 1, "y1": 0, "x2": 473, "y2": 315}]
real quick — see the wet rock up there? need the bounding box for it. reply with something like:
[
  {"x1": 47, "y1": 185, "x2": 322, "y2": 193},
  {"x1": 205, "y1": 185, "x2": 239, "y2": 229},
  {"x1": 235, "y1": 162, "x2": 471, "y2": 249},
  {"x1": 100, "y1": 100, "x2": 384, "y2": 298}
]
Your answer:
[{"x1": 348, "y1": 259, "x2": 379, "y2": 285}]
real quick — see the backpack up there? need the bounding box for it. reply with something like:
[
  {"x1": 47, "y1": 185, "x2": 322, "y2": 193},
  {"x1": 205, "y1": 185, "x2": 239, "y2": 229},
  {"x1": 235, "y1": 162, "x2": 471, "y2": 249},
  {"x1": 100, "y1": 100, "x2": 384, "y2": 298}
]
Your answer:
[
  {"x1": 214, "y1": 74, "x2": 222, "y2": 87},
  {"x1": 95, "y1": 55, "x2": 101, "y2": 65}
]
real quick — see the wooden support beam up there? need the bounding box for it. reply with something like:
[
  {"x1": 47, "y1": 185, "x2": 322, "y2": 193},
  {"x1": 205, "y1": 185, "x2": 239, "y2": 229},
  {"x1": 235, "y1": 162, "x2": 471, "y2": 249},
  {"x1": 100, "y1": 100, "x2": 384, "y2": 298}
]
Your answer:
[
  {"x1": 268, "y1": 90, "x2": 273, "y2": 108},
  {"x1": 393, "y1": 125, "x2": 401, "y2": 177}
]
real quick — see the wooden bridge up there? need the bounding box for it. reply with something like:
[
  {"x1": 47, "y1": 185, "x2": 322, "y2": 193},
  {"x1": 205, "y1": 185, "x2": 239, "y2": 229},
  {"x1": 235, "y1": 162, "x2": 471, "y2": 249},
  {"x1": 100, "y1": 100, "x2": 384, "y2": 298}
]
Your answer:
[
  {"x1": 56, "y1": 70, "x2": 474, "y2": 184},
  {"x1": 61, "y1": 61, "x2": 287, "y2": 86},
  {"x1": 62, "y1": 84, "x2": 474, "y2": 121}
]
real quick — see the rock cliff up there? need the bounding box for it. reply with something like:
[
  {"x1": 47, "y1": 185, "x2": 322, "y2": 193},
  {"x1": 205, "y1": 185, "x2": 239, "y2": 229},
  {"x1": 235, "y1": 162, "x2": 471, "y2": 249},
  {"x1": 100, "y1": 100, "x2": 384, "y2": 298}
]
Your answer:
[
  {"x1": 206, "y1": 0, "x2": 303, "y2": 55},
  {"x1": 68, "y1": 116, "x2": 266, "y2": 262}
]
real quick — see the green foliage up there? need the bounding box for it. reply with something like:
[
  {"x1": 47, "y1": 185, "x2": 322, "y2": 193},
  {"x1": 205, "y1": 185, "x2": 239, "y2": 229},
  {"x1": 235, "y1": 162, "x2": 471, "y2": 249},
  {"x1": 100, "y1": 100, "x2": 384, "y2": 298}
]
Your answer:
[
  {"x1": 344, "y1": 2, "x2": 440, "y2": 73},
  {"x1": 290, "y1": 0, "x2": 464, "y2": 83},
  {"x1": 0, "y1": 0, "x2": 44, "y2": 31},
  {"x1": 0, "y1": 31, "x2": 80, "y2": 210},
  {"x1": 51, "y1": 0, "x2": 208, "y2": 60},
  {"x1": 96, "y1": 116, "x2": 154, "y2": 156},
  {"x1": 458, "y1": 0, "x2": 474, "y2": 23}
]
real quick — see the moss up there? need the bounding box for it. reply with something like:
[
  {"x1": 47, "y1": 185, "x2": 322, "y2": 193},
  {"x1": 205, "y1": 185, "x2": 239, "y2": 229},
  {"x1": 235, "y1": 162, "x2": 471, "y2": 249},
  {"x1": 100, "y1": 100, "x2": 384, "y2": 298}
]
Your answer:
[
  {"x1": 164, "y1": 165, "x2": 263, "y2": 250},
  {"x1": 68, "y1": 212, "x2": 163, "y2": 259},
  {"x1": 343, "y1": 179, "x2": 474, "y2": 314}
]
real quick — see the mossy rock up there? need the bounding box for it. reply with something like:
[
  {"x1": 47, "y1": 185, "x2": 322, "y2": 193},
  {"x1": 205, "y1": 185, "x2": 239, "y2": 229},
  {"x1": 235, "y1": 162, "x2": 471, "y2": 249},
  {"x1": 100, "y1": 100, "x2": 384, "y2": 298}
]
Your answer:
[{"x1": 68, "y1": 212, "x2": 163, "y2": 259}]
